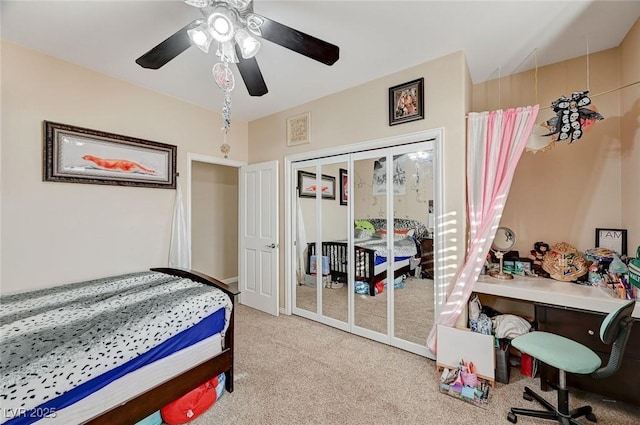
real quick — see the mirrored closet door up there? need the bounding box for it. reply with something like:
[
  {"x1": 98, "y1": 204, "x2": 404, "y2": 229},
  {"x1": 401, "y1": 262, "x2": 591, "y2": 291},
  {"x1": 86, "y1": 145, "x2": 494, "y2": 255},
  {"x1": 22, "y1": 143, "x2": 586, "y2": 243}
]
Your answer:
[
  {"x1": 293, "y1": 156, "x2": 350, "y2": 332},
  {"x1": 290, "y1": 135, "x2": 439, "y2": 358}
]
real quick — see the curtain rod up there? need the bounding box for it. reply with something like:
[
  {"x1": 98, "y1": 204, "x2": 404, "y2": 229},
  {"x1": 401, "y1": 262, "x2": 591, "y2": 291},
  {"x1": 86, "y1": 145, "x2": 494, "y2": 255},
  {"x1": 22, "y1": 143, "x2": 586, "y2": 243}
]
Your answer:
[{"x1": 467, "y1": 80, "x2": 639, "y2": 117}]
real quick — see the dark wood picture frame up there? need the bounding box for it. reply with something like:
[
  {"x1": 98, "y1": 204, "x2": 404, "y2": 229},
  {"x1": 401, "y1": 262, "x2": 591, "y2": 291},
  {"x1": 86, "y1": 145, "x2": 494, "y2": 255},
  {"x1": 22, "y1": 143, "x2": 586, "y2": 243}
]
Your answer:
[
  {"x1": 339, "y1": 168, "x2": 348, "y2": 205},
  {"x1": 297, "y1": 170, "x2": 336, "y2": 199},
  {"x1": 595, "y1": 228, "x2": 628, "y2": 255},
  {"x1": 389, "y1": 77, "x2": 425, "y2": 126},
  {"x1": 43, "y1": 121, "x2": 177, "y2": 189}
]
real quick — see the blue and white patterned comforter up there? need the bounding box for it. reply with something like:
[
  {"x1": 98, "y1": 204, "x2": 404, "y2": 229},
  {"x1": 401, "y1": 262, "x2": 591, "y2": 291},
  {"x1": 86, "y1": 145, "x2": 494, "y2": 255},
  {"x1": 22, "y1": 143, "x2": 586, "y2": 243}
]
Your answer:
[
  {"x1": 0, "y1": 271, "x2": 232, "y2": 419},
  {"x1": 353, "y1": 234, "x2": 418, "y2": 259}
]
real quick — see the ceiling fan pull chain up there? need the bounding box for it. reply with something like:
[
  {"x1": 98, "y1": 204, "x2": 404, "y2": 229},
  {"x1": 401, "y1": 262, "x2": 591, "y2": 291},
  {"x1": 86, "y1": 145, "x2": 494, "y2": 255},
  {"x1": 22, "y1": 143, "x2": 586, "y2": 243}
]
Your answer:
[{"x1": 222, "y1": 89, "x2": 232, "y2": 132}]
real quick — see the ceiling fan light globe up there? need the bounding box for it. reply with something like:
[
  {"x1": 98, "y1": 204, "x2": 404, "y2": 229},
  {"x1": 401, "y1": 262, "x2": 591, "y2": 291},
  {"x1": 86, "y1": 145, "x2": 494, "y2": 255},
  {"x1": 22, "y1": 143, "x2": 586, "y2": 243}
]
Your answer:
[
  {"x1": 208, "y1": 11, "x2": 235, "y2": 42},
  {"x1": 235, "y1": 29, "x2": 260, "y2": 59},
  {"x1": 187, "y1": 24, "x2": 213, "y2": 53}
]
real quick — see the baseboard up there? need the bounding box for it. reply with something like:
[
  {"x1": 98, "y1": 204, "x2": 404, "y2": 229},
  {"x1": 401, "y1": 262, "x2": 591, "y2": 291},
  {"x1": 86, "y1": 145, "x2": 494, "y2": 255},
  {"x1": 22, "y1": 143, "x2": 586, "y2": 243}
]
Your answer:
[{"x1": 221, "y1": 276, "x2": 238, "y2": 285}]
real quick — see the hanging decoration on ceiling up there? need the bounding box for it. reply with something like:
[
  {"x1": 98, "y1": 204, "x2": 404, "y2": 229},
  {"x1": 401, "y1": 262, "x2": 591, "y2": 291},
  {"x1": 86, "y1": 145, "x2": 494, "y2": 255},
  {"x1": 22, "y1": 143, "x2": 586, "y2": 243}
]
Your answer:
[
  {"x1": 541, "y1": 90, "x2": 603, "y2": 143},
  {"x1": 212, "y1": 61, "x2": 235, "y2": 134},
  {"x1": 220, "y1": 143, "x2": 231, "y2": 158}
]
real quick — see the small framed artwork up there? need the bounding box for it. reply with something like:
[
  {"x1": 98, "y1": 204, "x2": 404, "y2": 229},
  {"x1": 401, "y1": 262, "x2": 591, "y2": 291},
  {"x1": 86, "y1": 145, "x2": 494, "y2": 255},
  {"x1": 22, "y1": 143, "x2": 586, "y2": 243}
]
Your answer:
[
  {"x1": 43, "y1": 121, "x2": 177, "y2": 189},
  {"x1": 389, "y1": 77, "x2": 425, "y2": 126},
  {"x1": 298, "y1": 170, "x2": 335, "y2": 199},
  {"x1": 339, "y1": 168, "x2": 348, "y2": 206},
  {"x1": 287, "y1": 112, "x2": 311, "y2": 146},
  {"x1": 595, "y1": 228, "x2": 628, "y2": 255}
]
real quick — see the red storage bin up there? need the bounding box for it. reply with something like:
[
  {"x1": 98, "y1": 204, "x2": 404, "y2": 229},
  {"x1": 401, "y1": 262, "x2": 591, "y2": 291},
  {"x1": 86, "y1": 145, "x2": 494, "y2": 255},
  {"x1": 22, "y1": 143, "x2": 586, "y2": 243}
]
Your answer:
[{"x1": 161, "y1": 376, "x2": 219, "y2": 425}]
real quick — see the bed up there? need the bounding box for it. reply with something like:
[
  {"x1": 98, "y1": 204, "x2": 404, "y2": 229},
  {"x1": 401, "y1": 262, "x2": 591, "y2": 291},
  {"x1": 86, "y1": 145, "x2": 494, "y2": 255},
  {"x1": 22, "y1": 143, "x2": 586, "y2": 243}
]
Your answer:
[
  {"x1": 0, "y1": 267, "x2": 239, "y2": 425},
  {"x1": 306, "y1": 218, "x2": 430, "y2": 296}
]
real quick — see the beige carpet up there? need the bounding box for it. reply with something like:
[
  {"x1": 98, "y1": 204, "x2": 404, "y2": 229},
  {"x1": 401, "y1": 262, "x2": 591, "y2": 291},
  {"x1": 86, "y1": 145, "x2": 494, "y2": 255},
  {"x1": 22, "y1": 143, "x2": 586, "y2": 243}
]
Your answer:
[{"x1": 184, "y1": 305, "x2": 640, "y2": 425}]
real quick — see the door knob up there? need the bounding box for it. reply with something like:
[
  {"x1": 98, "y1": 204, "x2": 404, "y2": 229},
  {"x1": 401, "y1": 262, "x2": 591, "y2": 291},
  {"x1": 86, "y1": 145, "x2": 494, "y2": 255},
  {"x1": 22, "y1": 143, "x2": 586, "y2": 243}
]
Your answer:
[{"x1": 266, "y1": 243, "x2": 278, "y2": 249}]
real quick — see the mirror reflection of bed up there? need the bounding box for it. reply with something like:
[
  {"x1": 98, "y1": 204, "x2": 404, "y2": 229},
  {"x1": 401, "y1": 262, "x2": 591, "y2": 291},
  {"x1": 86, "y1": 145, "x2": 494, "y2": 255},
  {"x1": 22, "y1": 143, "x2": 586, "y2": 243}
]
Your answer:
[{"x1": 294, "y1": 146, "x2": 436, "y2": 351}]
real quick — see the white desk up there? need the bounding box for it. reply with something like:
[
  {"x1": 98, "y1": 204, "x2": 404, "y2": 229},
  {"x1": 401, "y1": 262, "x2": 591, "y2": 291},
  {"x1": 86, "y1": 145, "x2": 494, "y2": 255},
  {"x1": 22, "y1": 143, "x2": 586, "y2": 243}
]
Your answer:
[
  {"x1": 474, "y1": 274, "x2": 639, "y2": 318},
  {"x1": 474, "y1": 274, "x2": 640, "y2": 405}
]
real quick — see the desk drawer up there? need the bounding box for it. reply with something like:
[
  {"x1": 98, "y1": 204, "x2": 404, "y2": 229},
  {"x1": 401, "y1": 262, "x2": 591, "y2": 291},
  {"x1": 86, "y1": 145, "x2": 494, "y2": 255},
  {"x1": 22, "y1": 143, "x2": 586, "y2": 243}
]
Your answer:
[
  {"x1": 536, "y1": 305, "x2": 640, "y2": 360},
  {"x1": 536, "y1": 305, "x2": 609, "y2": 352}
]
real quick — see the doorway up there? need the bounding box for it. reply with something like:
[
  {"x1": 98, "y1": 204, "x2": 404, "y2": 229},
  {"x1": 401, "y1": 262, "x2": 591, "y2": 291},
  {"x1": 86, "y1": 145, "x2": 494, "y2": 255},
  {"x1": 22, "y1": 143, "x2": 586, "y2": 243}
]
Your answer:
[{"x1": 187, "y1": 153, "x2": 243, "y2": 284}]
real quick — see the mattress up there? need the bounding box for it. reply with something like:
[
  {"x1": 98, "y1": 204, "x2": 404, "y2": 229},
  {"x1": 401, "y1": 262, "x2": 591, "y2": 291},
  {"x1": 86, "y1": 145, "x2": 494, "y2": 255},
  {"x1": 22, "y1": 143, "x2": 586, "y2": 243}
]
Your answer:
[
  {"x1": 43, "y1": 333, "x2": 223, "y2": 425},
  {"x1": 1, "y1": 271, "x2": 232, "y2": 425}
]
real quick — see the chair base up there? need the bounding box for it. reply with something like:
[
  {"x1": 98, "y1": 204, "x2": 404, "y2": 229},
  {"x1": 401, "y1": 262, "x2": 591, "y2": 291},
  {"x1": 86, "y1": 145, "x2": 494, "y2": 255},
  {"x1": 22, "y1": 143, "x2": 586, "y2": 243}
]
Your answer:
[{"x1": 507, "y1": 386, "x2": 597, "y2": 425}]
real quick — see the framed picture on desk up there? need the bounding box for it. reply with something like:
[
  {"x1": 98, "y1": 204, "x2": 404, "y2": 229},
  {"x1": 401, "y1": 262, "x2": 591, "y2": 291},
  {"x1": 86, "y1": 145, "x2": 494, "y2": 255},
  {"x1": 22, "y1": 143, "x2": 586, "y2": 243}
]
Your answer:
[{"x1": 595, "y1": 228, "x2": 627, "y2": 256}]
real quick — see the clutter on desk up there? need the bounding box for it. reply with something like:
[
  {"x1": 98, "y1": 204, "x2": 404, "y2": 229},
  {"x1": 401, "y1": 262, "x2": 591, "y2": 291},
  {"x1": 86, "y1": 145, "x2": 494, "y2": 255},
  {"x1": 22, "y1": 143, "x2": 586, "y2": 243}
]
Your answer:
[
  {"x1": 585, "y1": 246, "x2": 638, "y2": 300},
  {"x1": 483, "y1": 249, "x2": 540, "y2": 277},
  {"x1": 439, "y1": 359, "x2": 490, "y2": 408},
  {"x1": 541, "y1": 242, "x2": 589, "y2": 282}
]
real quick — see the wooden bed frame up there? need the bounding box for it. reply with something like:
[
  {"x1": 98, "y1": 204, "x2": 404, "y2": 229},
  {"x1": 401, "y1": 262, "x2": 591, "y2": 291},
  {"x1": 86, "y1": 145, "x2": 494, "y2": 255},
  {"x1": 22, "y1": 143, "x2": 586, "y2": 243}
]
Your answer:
[
  {"x1": 84, "y1": 267, "x2": 240, "y2": 425},
  {"x1": 306, "y1": 242, "x2": 416, "y2": 296}
]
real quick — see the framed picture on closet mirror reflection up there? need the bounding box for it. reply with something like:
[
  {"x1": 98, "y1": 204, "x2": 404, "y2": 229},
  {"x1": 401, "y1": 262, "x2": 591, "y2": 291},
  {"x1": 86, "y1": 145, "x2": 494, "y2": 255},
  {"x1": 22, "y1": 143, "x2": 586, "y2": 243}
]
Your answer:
[
  {"x1": 339, "y1": 168, "x2": 348, "y2": 205},
  {"x1": 298, "y1": 170, "x2": 336, "y2": 199}
]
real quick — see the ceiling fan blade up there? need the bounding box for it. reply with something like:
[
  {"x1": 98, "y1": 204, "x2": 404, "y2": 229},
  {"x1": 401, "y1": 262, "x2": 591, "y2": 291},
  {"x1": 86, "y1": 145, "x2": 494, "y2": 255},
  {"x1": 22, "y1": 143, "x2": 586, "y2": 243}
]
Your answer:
[
  {"x1": 235, "y1": 46, "x2": 268, "y2": 97},
  {"x1": 135, "y1": 19, "x2": 202, "y2": 69},
  {"x1": 257, "y1": 15, "x2": 339, "y2": 66}
]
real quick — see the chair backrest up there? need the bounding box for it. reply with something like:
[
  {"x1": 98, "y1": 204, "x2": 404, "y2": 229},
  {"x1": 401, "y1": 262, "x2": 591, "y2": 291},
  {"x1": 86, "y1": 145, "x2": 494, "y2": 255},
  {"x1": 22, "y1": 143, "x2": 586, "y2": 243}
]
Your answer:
[{"x1": 592, "y1": 300, "x2": 635, "y2": 379}]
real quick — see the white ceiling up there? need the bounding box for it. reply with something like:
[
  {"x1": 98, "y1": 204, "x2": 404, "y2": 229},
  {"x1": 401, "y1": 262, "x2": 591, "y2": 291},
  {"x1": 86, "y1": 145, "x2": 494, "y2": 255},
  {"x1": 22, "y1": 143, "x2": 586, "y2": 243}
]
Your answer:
[{"x1": 2, "y1": 1, "x2": 639, "y2": 122}]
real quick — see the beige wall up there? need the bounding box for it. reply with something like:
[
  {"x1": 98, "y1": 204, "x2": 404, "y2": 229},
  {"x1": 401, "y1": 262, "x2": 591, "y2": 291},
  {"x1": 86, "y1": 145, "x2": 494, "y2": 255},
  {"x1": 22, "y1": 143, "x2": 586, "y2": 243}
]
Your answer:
[
  {"x1": 472, "y1": 20, "x2": 639, "y2": 257},
  {"x1": 249, "y1": 51, "x2": 470, "y2": 307},
  {"x1": 0, "y1": 41, "x2": 249, "y2": 293},
  {"x1": 191, "y1": 162, "x2": 239, "y2": 280},
  {"x1": 620, "y1": 18, "x2": 640, "y2": 255}
]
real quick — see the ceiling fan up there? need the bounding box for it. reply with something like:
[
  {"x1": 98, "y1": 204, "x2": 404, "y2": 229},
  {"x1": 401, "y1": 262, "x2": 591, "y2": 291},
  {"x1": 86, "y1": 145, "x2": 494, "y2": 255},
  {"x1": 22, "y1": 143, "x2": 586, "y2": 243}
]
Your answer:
[{"x1": 135, "y1": 0, "x2": 340, "y2": 97}]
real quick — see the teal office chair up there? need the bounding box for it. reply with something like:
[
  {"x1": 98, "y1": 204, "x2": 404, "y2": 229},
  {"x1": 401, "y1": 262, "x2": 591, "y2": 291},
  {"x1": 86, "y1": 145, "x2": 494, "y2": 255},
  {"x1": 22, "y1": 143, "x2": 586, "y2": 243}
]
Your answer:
[{"x1": 507, "y1": 300, "x2": 635, "y2": 425}]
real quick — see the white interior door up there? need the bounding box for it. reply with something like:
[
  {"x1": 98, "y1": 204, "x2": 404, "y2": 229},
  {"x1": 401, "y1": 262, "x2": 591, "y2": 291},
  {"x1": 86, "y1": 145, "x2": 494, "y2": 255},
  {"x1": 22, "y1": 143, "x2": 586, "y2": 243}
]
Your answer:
[{"x1": 239, "y1": 161, "x2": 279, "y2": 315}]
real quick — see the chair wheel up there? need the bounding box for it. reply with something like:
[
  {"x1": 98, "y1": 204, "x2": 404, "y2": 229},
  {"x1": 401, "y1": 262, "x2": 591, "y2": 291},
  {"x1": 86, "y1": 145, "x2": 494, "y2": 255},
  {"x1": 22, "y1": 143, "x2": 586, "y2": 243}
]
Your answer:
[
  {"x1": 507, "y1": 411, "x2": 517, "y2": 423},
  {"x1": 586, "y1": 412, "x2": 597, "y2": 422},
  {"x1": 523, "y1": 391, "x2": 533, "y2": 401}
]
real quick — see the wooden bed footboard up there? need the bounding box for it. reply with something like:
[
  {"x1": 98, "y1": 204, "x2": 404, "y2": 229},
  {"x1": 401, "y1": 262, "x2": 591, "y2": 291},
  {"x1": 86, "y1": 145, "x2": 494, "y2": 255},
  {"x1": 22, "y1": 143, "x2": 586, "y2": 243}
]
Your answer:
[{"x1": 85, "y1": 268, "x2": 240, "y2": 425}]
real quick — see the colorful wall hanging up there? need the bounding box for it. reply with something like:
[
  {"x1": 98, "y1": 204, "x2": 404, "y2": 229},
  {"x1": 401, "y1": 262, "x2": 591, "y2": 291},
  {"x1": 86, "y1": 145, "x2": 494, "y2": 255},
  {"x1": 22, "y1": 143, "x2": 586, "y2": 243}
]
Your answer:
[{"x1": 541, "y1": 90, "x2": 603, "y2": 143}]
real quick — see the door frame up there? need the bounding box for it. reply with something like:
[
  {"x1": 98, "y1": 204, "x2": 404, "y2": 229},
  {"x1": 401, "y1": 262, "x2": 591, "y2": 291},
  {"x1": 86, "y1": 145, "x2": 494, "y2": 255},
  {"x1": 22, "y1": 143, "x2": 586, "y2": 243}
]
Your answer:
[
  {"x1": 186, "y1": 152, "x2": 245, "y2": 286},
  {"x1": 284, "y1": 128, "x2": 445, "y2": 320}
]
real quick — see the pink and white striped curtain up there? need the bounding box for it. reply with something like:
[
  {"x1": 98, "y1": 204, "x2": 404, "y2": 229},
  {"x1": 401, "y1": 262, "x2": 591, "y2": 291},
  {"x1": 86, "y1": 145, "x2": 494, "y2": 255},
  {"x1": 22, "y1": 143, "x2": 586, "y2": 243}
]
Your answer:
[{"x1": 427, "y1": 105, "x2": 539, "y2": 353}]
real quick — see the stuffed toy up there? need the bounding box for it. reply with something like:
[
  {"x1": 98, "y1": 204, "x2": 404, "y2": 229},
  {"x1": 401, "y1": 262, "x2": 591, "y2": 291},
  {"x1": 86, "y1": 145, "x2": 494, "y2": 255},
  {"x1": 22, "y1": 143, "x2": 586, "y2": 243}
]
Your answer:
[{"x1": 528, "y1": 241, "x2": 550, "y2": 278}]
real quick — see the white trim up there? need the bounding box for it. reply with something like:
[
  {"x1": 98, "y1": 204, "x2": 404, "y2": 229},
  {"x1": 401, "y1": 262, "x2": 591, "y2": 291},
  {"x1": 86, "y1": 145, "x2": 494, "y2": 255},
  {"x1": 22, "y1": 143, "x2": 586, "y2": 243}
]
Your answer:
[
  {"x1": 286, "y1": 128, "x2": 443, "y2": 163},
  {"x1": 221, "y1": 276, "x2": 238, "y2": 285}
]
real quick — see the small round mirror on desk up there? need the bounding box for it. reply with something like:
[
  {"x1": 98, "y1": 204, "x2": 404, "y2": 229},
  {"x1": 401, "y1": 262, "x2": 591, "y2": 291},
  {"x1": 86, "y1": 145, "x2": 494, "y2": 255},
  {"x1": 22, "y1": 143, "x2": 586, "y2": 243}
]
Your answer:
[{"x1": 489, "y1": 227, "x2": 516, "y2": 280}]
